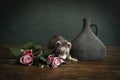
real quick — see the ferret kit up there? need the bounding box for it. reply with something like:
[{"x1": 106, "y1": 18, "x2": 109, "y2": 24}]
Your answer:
[{"x1": 48, "y1": 35, "x2": 78, "y2": 62}]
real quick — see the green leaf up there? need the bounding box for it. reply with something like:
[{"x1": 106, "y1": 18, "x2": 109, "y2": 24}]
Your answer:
[
  {"x1": 9, "y1": 59, "x2": 18, "y2": 64},
  {"x1": 41, "y1": 49, "x2": 54, "y2": 58},
  {"x1": 22, "y1": 42, "x2": 34, "y2": 49},
  {"x1": 9, "y1": 48, "x2": 21, "y2": 56},
  {"x1": 32, "y1": 46, "x2": 42, "y2": 55}
]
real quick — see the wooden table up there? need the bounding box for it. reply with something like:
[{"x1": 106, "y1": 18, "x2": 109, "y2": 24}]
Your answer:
[{"x1": 0, "y1": 46, "x2": 120, "y2": 80}]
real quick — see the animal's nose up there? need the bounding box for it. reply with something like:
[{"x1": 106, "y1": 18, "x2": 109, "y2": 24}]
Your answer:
[{"x1": 61, "y1": 47, "x2": 66, "y2": 51}]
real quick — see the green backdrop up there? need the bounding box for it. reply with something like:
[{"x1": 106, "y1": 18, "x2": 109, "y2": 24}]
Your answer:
[{"x1": 0, "y1": 0, "x2": 120, "y2": 45}]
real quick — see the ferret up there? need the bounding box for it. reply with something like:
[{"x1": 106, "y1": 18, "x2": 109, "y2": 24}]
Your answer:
[{"x1": 48, "y1": 35, "x2": 78, "y2": 62}]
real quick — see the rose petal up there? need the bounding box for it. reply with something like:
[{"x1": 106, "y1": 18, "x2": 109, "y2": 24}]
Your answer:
[
  {"x1": 46, "y1": 57, "x2": 52, "y2": 65},
  {"x1": 22, "y1": 50, "x2": 33, "y2": 55},
  {"x1": 20, "y1": 54, "x2": 33, "y2": 66},
  {"x1": 52, "y1": 57, "x2": 61, "y2": 68},
  {"x1": 48, "y1": 54, "x2": 55, "y2": 59},
  {"x1": 47, "y1": 54, "x2": 55, "y2": 65}
]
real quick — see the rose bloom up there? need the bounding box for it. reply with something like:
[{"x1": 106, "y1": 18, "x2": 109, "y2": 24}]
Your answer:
[
  {"x1": 47, "y1": 54, "x2": 55, "y2": 65},
  {"x1": 20, "y1": 49, "x2": 34, "y2": 66},
  {"x1": 51, "y1": 57, "x2": 62, "y2": 68},
  {"x1": 47, "y1": 54, "x2": 62, "y2": 68}
]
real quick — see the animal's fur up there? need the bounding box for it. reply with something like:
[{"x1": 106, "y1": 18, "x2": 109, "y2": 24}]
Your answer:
[{"x1": 48, "y1": 35, "x2": 78, "y2": 62}]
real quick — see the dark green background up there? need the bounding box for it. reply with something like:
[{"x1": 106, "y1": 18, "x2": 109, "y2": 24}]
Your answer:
[{"x1": 0, "y1": 0, "x2": 120, "y2": 45}]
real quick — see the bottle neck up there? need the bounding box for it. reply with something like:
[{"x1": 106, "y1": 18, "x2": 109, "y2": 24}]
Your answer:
[{"x1": 82, "y1": 18, "x2": 91, "y2": 30}]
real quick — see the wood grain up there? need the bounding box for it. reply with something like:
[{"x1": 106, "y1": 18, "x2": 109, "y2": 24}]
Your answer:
[{"x1": 0, "y1": 46, "x2": 120, "y2": 80}]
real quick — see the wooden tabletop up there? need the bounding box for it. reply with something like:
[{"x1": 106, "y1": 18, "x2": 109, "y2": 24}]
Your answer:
[{"x1": 0, "y1": 46, "x2": 120, "y2": 80}]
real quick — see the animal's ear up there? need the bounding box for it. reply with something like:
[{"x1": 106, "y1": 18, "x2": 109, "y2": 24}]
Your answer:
[
  {"x1": 67, "y1": 42, "x2": 72, "y2": 49},
  {"x1": 55, "y1": 41, "x2": 61, "y2": 47}
]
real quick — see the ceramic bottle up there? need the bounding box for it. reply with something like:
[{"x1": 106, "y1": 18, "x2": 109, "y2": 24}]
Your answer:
[{"x1": 70, "y1": 18, "x2": 106, "y2": 60}]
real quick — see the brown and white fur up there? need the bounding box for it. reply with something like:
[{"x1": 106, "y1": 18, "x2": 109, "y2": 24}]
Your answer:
[{"x1": 48, "y1": 35, "x2": 78, "y2": 62}]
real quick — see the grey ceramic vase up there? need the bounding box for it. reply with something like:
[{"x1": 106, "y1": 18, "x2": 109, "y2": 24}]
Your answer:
[{"x1": 70, "y1": 18, "x2": 106, "y2": 61}]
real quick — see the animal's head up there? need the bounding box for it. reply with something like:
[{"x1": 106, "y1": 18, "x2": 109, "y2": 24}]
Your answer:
[{"x1": 55, "y1": 41, "x2": 72, "y2": 59}]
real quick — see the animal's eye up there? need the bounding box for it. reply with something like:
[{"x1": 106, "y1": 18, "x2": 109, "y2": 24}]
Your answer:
[{"x1": 55, "y1": 41, "x2": 61, "y2": 47}]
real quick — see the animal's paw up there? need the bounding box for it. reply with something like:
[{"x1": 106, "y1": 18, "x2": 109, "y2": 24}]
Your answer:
[{"x1": 71, "y1": 58, "x2": 78, "y2": 62}]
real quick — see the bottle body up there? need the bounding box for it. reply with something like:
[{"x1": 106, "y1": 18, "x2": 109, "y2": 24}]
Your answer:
[{"x1": 71, "y1": 18, "x2": 106, "y2": 60}]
